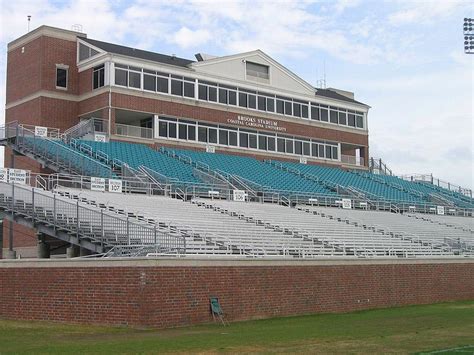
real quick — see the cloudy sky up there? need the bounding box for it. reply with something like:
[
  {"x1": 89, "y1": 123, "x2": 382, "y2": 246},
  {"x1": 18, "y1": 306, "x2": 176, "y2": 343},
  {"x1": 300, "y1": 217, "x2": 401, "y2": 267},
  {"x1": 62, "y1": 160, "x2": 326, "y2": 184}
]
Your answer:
[{"x1": 0, "y1": 0, "x2": 473, "y2": 188}]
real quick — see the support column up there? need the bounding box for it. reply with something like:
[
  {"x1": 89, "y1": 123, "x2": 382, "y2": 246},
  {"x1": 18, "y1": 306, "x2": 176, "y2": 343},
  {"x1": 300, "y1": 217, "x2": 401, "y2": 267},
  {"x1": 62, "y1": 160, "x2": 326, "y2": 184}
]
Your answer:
[
  {"x1": 37, "y1": 233, "x2": 50, "y2": 258},
  {"x1": 8, "y1": 152, "x2": 15, "y2": 258},
  {"x1": 79, "y1": 247, "x2": 90, "y2": 257},
  {"x1": 66, "y1": 244, "x2": 80, "y2": 258}
]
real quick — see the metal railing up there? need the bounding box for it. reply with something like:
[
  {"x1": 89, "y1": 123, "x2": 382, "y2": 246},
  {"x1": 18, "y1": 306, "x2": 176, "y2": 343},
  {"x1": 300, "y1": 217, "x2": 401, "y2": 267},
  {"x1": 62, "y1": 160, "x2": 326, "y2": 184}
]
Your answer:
[
  {"x1": 115, "y1": 124, "x2": 153, "y2": 139},
  {"x1": 341, "y1": 154, "x2": 365, "y2": 167},
  {"x1": 12, "y1": 124, "x2": 114, "y2": 178},
  {"x1": 63, "y1": 118, "x2": 109, "y2": 141},
  {"x1": 399, "y1": 173, "x2": 473, "y2": 199},
  {"x1": 0, "y1": 181, "x2": 186, "y2": 254}
]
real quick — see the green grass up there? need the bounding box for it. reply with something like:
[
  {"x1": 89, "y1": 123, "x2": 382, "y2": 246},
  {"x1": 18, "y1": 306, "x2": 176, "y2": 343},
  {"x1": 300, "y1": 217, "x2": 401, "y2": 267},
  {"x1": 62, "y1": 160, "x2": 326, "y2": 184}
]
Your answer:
[{"x1": 1, "y1": 301, "x2": 473, "y2": 354}]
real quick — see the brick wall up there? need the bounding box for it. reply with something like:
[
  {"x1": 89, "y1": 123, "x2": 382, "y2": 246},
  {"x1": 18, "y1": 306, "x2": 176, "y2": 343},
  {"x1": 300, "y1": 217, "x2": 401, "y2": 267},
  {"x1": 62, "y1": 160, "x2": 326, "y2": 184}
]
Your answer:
[{"x1": 0, "y1": 259, "x2": 472, "y2": 328}]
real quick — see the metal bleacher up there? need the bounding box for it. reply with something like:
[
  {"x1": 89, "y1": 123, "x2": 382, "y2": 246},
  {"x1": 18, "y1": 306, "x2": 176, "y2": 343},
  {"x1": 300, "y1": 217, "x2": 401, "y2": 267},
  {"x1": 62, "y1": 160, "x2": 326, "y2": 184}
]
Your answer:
[
  {"x1": 198, "y1": 199, "x2": 460, "y2": 258},
  {"x1": 297, "y1": 206, "x2": 473, "y2": 256},
  {"x1": 55, "y1": 188, "x2": 342, "y2": 258}
]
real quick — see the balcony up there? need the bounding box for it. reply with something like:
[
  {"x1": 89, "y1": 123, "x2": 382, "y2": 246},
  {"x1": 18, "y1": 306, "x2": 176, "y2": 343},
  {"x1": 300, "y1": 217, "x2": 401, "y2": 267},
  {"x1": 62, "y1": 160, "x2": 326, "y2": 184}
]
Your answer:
[
  {"x1": 115, "y1": 124, "x2": 153, "y2": 140},
  {"x1": 341, "y1": 154, "x2": 365, "y2": 167}
]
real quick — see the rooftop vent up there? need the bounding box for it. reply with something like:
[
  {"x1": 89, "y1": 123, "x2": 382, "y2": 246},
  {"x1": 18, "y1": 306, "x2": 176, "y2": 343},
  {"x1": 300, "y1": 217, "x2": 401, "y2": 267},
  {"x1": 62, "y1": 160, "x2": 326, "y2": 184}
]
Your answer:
[{"x1": 195, "y1": 53, "x2": 218, "y2": 62}]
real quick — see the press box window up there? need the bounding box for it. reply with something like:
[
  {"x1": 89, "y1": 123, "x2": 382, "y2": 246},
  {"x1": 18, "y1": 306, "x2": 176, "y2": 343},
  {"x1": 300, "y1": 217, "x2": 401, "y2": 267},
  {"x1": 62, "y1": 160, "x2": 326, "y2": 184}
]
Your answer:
[{"x1": 56, "y1": 66, "x2": 68, "y2": 89}]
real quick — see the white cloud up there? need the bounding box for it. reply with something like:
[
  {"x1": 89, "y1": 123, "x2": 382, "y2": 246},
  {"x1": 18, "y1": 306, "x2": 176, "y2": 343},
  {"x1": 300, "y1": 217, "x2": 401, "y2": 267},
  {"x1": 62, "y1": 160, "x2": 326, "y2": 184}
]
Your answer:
[
  {"x1": 388, "y1": 0, "x2": 468, "y2": 25},
  {"x1": 172, "y1": 27, "x2": 211, "y2": 49}
]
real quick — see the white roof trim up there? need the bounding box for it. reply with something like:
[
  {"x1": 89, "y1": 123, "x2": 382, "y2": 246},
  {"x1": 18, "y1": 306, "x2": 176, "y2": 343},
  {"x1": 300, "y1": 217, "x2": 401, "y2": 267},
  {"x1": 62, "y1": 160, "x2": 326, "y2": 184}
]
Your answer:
[{"x1": 190, "y1": 49, "x2": 316, "y2": 94}]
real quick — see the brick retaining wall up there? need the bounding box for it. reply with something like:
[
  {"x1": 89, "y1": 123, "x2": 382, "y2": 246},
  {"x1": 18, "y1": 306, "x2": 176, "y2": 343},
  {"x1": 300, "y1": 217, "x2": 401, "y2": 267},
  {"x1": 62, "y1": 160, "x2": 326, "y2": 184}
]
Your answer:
[{"x1": 1, "y1": 259, "x2": 473, "y2": 328}]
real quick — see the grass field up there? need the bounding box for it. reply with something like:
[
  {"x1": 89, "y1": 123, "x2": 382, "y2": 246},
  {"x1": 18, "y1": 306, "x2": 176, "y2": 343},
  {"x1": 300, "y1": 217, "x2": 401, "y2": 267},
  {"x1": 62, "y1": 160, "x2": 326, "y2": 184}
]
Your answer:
[{"x1": 1, "y1": 301, "x2": 473, "y2": 354}]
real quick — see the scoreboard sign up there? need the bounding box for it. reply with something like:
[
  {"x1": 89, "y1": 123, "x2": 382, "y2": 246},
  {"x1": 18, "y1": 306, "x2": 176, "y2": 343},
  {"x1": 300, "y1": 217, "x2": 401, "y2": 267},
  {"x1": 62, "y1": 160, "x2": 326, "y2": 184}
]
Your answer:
[
  {"x1": 108, "y1": 179, "x2": 123, "y2": 193},
  {"x1": 436, "y1": 206, "x2": 445, "y2": 215}
]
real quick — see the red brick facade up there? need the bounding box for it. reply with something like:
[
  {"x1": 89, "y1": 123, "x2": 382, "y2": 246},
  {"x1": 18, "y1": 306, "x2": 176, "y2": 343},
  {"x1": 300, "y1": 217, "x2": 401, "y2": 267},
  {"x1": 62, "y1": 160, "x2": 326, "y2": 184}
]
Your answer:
[{"x1": 0, "y1": 260, "x2": 472, "y2": 328}]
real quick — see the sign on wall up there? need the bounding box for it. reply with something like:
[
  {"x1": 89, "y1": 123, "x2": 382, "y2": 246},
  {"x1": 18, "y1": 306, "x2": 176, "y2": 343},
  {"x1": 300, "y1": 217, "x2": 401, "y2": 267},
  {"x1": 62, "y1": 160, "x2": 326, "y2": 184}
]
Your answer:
[
  {"x1": 206, "y1": 145, "x2": 216, "y2": 153},
  {"x1": 94, "y1": 134, "x2": 107, "y2": 142},
  {"x1": 34, "y1": 126, "x2": 48, "y2": 137},
  {"x1": 8, "y1": 169, "x2": 28, "y2": 184},
  {"x1": 436, "y1": 206, "x2": 445, "y2": 215},
  {"x1": 0, "y1": 168, "x2": 9, "y2": 183},
  {"x1": 299, "y1": 157, "x2": 307, "y2": 164},
  {"x1": 342, "y1": 198, "x2": 352, "y2": 209},
  {"x1": 91, "y1": 177, "x2": 106, "y2": 192},
  {"x1": 108, "y1": 179, "x2": 123, "y2": 193},
  {"x1": 233, "y1": 189, "x2": 247, "y2": 202}
]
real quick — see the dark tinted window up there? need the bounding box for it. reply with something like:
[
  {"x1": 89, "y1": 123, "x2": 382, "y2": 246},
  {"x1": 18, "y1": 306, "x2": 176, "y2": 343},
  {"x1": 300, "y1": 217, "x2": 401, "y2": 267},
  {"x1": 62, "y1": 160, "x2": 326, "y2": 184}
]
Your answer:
[
  {"x1": 157, "y1": 77, "x2": 168, "y2": 93},
  {"x1": 356, "y1": 116, "x2": 364, "y2": 128},
  {"x1": 115, "y1": 69, "x2": 127, "y2": 86},
  {"x1": 277, "y1": 138, "x2": 285, "y2": 152},
  {"x1": 239, "y1": 132, "x2": 248, "y2": 148},
  {"x1": 171, "y1": 79, "x2": 182, "y2": 95},
  {"x1": 209, "y1": 86, "x2": 217, "y2": 102},
  {"x1": 198, "y1": 127, "x2": 207, "y2": 142},
  {"x1": 56, "y1": 68, "x2": 67, "y2": 88},
  {"x1": 208, "y1": 128, "x2": 217, "y2": 143},
  {"x1": 239, "y1": 92, "x2": 247, "y2": 107},
  {"x1": 168, "y1": 122, "x2": 177, "y2": 138},
  {"x1": 248, "y1": 94, "x2": 256, "y2": 109},
  {"x1": 330, "y1": 110, "x2": 338, "y2": 123},
  {"x1": 258, "y1": 96, "x2": 266, "y2": 111},
  {"x1": 320, "y1": 109, "x2": 329, "y2": 122},
  {"x1": 219, "y1": 88, "x2": 227, "y2": 104},
  {"x1": 229, "y1": 131, "x2": 238, "y2": 146},
  {"x1": 159, "y1": 121, "x2": 167, "y2": 137},
  {"x1": 338, "y1": 112, "x2": 347, "y2": 125},
  {"x1": 144, "y1": 74, "x2": 156, "y2": 91},
  {"x1": 129, "y1": 71, "x2": 141, "y2": 88},
  {"x1": 229, "y1": 90, "x2": 237, "y2": 105},
  {"x1": 198, "y1": 84, "x2": 207, "y2": 100},
  {"x1": 183, "y1": 82, "x2": 195, "y2": 98},
  {"x1": 311, "y1": 106, "x2": 319, "y2": 120},
  {"x1": 267, "y1": 98, "x2": 275, "y2": 112},
  {"x1": 187, "y1": 125, "x2": 196, "y2": 140},
  {"x1": 276, "y1": 99, "x2": 284, "y2": 114},
  {"x1": 219, "y1": 130, "x2": 228, "y2": 145},
  {"x1": 268, "y1": 137, "x2": 275, "y2": 151}
]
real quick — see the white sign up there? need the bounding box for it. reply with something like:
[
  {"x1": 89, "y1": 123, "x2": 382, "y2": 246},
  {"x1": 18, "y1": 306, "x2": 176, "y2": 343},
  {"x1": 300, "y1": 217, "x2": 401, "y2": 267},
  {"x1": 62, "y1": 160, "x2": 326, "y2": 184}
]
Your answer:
[
  {"x1": 8, "y1": 169, "x2": 28, "y2": 184},
  {"x1": 34, "y1": 126, "x2": 48, "y2": 137},
  {"x1": 208, "y1": 190, "x2": 220, "y2": 197},
  {"x1": 0, "y1": 168, "x2": 8, "y2": 183},
  {"x1": 206, "y1": 145, "x2": 215, "y2": 153},
  {"x1": 299, "y1": 157, "x2": 307, "y2": 164},
  {"x1": 94, "y1": 134, "x2": 107, "y2": 142},
  {"x1": 233, "y1": 189, "x2": 247, "y2": 202},
  {"x1": 108, "y1": 179, "x2": 123, "y2": 193},
  {"x1": 91, "y1": 177, "x2": 106, "y2": 192},
  {"x1": 342, "y1": 198, "x2": 352, "y2": 209},
  {"x1": 437, "y1": 206, "x2": 445, "y2": 215}
]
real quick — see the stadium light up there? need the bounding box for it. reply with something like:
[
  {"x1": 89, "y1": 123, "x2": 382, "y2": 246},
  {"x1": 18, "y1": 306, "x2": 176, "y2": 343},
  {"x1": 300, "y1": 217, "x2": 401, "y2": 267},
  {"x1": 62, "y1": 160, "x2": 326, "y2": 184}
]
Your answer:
[{"x1": 463, "y1": 18, "x2": 474, "y2": 54}]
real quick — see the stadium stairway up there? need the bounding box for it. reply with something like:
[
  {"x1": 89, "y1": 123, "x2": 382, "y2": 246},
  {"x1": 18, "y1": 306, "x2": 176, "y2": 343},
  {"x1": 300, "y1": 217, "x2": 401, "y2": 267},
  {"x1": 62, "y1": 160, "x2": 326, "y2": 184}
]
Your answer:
[
  {"x1": 0, "y1": 124, "x2": 114, "y2": 178},
  {"x1": 0, "y1": 181, "x2": 185, "y2": 256}
]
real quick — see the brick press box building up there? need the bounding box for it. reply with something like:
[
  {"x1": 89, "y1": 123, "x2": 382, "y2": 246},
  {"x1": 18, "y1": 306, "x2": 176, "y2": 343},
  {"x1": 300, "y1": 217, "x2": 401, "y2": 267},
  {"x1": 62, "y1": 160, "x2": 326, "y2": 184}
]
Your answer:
[{"x1": 3, "y1": 25, "x2": 370, "y2": 257}]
